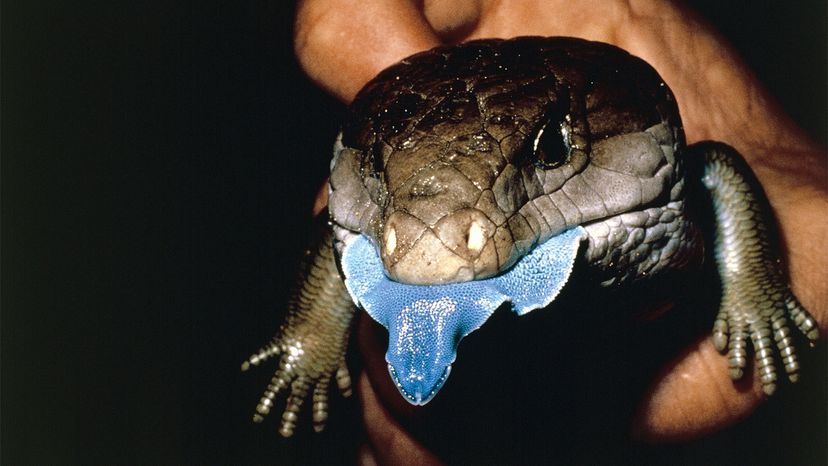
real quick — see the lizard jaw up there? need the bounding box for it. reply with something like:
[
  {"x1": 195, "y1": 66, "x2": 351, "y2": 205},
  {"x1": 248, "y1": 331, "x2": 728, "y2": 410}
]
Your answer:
[{"x1": 341, "y1": 227, "x2": 585, "y2": 405}]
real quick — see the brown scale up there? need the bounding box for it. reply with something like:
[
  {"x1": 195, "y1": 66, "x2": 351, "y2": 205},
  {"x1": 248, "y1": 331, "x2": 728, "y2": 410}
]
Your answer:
[
  {"x1": 243, "y1": 38, "x2": 820, "y2": 437},
  {"x1": 699, "y1": 142, "x2": 819, "y2": 394},
  {"x1": 241, "y1": 227, "x2": 355, "y2": 436}
]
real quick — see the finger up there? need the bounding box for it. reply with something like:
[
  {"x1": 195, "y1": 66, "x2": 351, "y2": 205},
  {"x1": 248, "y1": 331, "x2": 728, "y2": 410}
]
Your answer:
[
  {"x1": 358, "y1": 372, "x2": 443, "y2": 465},
  {"x1": 771, "y1": 307, "x2": 800, "y2": 382},
  {"x1": 294, "y1": 0, "x2": 442, "y2": 103},
  {"x1": 312, "y1": 181, "x2": 328, "y2": 215},
  {"x1": 712, "y1": 305, "x2": 729, "y2": 352},
  {"x1": 312, "y1": 377, "x2": 331, "y2": 432},
  {"x1": 357, "y1": 442, "x2": 380, "y2": 466},
  {"x1": 336, "y1": 361, "x2": 353, "y2": 397},
  {"x1": 786, "y1": 296, "x2": 820, "y2": 342},
  {"x1": 421, "y1": 0, "x2": 484, "y2": 41},
  {"x1": 726, "y1": 311, "x2": 749, "y2": 380},
  {"x1": 748, "y1": 317, "x2": 777, "y2": 396},
  {"x1": 631, "y1": 336, "x2": 764, "y2": 442},
  {"x1": 253, "y1": 368, "x2": 293, "y2": 423},
  {"x1": 280, "y1": 377, "x2": 311, "y2": 437},
  {"x1": 241, "y1": 337, "x2": 281, "y2": 371}
]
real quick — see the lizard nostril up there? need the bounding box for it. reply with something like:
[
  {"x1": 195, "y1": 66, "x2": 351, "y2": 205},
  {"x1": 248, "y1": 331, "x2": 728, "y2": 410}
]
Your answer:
[
  {"x1": 467, "y1": 220, "x2": 486, "y2": 253},
  {"x1": 385, "y1": 226, "x2": 397, "y2": 256}
]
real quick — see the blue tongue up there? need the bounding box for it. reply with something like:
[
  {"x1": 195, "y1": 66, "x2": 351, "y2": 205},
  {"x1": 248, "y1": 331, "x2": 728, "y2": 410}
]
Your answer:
[{"x1": 341, "y1": 226, "x2": 585, "y2": 405}]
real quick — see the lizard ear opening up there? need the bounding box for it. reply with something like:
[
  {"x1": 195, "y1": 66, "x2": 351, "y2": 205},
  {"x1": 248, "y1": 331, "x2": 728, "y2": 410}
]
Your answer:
[{"x1": 531, "y1": 112, "x2": 573, "y2": 169}]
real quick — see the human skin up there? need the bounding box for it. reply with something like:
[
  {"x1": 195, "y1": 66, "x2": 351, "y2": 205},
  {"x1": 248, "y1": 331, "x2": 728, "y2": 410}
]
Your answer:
[{"x1": 292, "y1": 0, "x2": 828, "y2": 462}]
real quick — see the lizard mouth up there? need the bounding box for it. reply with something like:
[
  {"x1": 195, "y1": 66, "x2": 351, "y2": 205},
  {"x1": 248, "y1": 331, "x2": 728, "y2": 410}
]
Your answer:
[{"x1": 341, "y1": 227, "x2": 586, "y2": 405}]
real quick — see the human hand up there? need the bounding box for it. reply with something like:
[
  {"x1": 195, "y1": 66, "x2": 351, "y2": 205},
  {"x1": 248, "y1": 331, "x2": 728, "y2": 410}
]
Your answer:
[{"x1": 294, "y1": 0, "x2": 827, "y2": 461}]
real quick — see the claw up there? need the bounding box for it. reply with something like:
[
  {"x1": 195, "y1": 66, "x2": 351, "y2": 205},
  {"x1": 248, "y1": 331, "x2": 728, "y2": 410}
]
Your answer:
[
  {"x1": 336, "y1": 363, "x2": 352, "y2": 397},
  {"x1": 712, "y1": 311, "x2": 729, "y2": 352}
]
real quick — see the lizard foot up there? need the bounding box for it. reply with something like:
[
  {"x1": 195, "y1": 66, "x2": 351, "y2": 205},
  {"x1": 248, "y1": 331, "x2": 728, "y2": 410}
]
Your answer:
[
  {"x1": 242, "y1": 225, "x2": 356, "y2": 436},
  {"x1": 712, "y1": 288, "x2": 819, "y2": 395},
  {"x1": 242, "y1": 336, "x2": 352, "y2": 436},
  {"x1": 699, "y1": 142, "x2": 820, "y2": 395}
]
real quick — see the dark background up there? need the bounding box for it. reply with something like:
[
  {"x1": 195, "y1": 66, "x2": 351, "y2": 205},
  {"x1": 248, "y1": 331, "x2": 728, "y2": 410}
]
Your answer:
[{"x1": 2, "y1": 1, "x2": 825, "y2": 464}]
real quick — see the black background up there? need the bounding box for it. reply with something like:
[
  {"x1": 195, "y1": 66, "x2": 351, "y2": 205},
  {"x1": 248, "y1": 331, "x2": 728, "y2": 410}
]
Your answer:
[{"x1": 2, "y1": 1, "x2": 825, "y2": 464}]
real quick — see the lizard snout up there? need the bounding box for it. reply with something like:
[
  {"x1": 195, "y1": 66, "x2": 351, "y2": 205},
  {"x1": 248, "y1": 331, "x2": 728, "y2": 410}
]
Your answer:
[{"x1": 381, "y1": 209, "x2": 499, "y2": 285}]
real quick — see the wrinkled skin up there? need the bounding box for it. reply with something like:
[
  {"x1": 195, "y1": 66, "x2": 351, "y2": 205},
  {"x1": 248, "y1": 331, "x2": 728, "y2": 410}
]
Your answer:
[
  {"x1": 293, "y1": 0, "x2": 827, "y2": 462},
  {"x1": 327, "y1": 37, "x2": 712, "y2": 411},
  {"x1": 330, "y1": 37, "x2": 694, "y2": 287}
]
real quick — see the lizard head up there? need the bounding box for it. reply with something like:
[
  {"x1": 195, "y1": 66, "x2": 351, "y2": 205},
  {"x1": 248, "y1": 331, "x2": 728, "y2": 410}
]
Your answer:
[
  {"x1": 330, "y1": 37, "x2": 685, "y2": 405},
  {"x1": 330, "y1": 37, "x2": 681, "y2": 286}
]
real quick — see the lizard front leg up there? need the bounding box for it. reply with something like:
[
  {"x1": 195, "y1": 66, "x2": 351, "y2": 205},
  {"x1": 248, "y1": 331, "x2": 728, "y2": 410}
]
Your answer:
[
  {"x1": 242, "y1": 223, "x2": 356, "y2": 436},
  {"x1": 693, "y1": 142, "x2": 819, "y2": 395}
]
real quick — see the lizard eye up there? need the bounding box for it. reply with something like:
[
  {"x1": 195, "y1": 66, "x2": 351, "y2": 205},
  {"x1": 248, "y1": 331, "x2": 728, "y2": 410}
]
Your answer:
[{"x1": 532, "y1": 116, "x2": 572, "y2": 169}]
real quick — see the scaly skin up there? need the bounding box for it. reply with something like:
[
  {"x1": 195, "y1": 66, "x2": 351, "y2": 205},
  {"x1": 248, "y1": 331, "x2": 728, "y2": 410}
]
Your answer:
[
  {"x1": 244, "y1": 37, "x2": 819, "y2": 437},
  {"x1": 330, "y1": 37, "x2": 694, "y2": 287},
  {"x1": 242, "y1": 226, "x2": 355, "y2": 436},
  {"x1": 695, "y1": 142, "x2": 819, "y2": 395}
]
